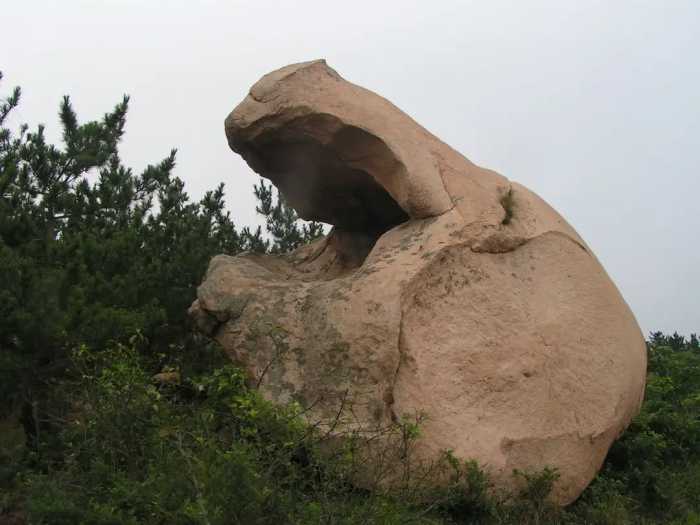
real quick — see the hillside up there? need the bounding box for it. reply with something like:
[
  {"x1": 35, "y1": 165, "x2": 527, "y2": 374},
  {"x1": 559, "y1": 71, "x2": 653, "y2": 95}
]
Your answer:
[{"x1": 1, "y1": 75, "x2": 699, "y2": 525}]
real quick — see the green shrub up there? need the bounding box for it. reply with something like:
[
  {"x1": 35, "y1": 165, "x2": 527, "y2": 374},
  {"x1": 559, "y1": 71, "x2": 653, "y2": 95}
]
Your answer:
[
  {"x1": 500, "y1": 188, "x2": 515, "y2": 225},
  {"x1": 19, "y1": 341, "x2": 443, "y2": 524}
]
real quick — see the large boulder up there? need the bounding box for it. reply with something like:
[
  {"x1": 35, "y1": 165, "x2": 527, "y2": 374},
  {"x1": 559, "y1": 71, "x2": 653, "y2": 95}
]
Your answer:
[{"x1": 190, "y1": 60, "x2": 646, "y2": 504}]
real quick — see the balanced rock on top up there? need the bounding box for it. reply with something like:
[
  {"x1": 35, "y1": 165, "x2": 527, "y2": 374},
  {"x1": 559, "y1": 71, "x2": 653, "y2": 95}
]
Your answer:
[{"x1": 189, "y1": 60, "x2": 647, "y2": 504}]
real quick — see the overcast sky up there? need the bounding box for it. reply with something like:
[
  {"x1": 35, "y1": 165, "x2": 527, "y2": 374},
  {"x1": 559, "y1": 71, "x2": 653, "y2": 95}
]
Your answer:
[{"x1": 4, "y1": 1, "x2": 699, "y2": 336}]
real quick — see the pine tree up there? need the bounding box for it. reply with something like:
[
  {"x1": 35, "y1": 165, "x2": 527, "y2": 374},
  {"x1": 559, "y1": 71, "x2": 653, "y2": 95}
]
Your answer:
[
  {"x1": 0, "y1": 75, "x2": 263, "y2": 428},
  {"x1": 0, "y1": 72, "x2": 325, "y2": 446},
  {"x1": 252, "y1": 179, "x2": 325, "y2": 254}
]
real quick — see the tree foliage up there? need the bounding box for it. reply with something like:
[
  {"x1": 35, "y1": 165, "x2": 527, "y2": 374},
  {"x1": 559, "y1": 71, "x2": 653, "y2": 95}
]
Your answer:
[
  {"x1": 0, "y1": 73, "x2": 319, "y2": 432},
  {"x1": 253, "y1": 179, "x2": 324, "y2": 254}
]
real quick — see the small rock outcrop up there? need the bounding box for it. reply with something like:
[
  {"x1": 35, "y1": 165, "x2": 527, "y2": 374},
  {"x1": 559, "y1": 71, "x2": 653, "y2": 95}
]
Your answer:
[{"x1": 190, "y1": 60, "x2": 646, "y2": 504}]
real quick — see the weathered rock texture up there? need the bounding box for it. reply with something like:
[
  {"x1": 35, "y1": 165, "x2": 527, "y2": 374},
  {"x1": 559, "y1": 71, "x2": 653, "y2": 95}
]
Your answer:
[{"x1": 190, "y1": 60, "x2": 647, "y2": 504}]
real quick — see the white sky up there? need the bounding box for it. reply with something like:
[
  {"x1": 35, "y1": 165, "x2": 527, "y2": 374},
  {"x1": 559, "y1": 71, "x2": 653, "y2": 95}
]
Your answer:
[{"x1": 4, "y1": 0, "x2": 699, "y2": 336}]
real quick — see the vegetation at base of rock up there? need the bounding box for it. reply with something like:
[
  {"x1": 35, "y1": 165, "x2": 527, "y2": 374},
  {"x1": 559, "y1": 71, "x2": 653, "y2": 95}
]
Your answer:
[
  {"x1": 1, "y1": 75, "x2": 699, "y2": 524},
  {"x1": 0, "y1": 335, "x2": 566, "y2": 525},
  {"x1": 4, "y1": 333, "x2": 698, "y2": 524}
]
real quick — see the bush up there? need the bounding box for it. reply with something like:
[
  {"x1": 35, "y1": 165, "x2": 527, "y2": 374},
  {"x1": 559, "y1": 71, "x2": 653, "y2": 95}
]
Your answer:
[{"x1": 17, "y1": 340, "x2": 445, "y2": 524}]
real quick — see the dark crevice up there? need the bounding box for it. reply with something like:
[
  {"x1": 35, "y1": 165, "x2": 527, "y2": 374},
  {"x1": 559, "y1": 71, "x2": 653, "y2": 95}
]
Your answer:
[
  {"x1": 247, "y1": 138, "x2": 408, "y2": 237},
  {"x1": 238, "y1": 118, "x2": 410, "y2": 245}
]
